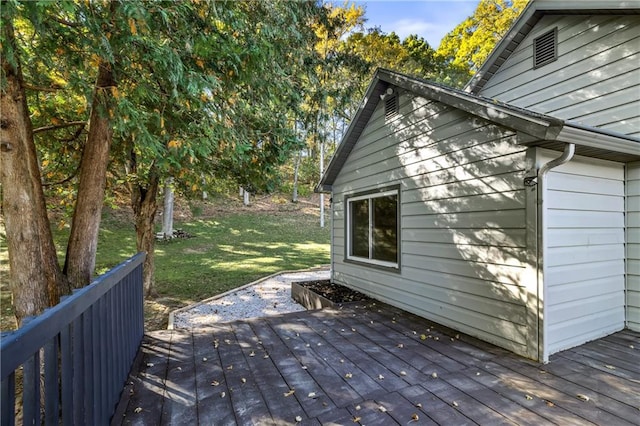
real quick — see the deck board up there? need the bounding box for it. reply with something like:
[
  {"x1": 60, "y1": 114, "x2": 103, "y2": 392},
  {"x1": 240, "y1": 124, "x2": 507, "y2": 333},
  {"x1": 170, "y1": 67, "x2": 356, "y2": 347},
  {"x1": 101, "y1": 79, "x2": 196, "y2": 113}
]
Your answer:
[{"x1": 113, "y1": 302, "x2": 640, "y2": 425}]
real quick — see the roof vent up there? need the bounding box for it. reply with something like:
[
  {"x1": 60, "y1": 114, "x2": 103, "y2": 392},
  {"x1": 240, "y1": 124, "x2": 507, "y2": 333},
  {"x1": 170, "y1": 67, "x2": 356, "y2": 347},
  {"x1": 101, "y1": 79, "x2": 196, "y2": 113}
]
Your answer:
[
  {"x1": 533, "y1": 28, "x2": 557, "y2": 68},
  {"x1": 384, "y1": 89, "x2": 398, "y2": 122}
]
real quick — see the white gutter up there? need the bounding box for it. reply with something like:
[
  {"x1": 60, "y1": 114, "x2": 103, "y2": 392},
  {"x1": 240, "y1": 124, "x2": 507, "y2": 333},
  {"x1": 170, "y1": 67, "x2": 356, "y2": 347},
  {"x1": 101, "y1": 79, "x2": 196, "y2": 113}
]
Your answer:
[{"x1": 537, "y1": 143, "x2": 575, "y2": 362}]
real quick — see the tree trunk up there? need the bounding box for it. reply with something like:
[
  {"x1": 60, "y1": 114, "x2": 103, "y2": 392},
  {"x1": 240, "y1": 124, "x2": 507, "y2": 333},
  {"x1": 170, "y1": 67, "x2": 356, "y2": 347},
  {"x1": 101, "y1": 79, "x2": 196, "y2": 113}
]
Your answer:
[
  {"x1": 63, "y1": 60, "x2": 116, "y2": 289},
  {"x1": 162, "y1": 178, "x2": 174, "y2": 238},
  {"x1": 131, "y1": 168, "x2": 160, "y2": 298},
  {"x1": 1, "y1": 20, "x2": 65, "y2": 325},
  {"x1": 292, "y1": 152, "x2": 301, "y2": 203}
]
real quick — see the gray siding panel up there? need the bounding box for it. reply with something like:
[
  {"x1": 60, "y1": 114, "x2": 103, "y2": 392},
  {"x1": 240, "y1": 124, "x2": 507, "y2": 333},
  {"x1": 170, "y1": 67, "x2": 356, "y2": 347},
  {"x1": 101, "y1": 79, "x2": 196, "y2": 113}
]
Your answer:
[
  {"x1": 331, "y1": 93, "x2": 536, "y2": 358},
  {"x1": 542, "y1": 151, "x2": 626, "y2": 356},
  {"x1": 627, "y1": 162, "x2": 640, "y2": 331},
  {"x1": 479, "y1": 15, "x2": 640, "y2": 136}
]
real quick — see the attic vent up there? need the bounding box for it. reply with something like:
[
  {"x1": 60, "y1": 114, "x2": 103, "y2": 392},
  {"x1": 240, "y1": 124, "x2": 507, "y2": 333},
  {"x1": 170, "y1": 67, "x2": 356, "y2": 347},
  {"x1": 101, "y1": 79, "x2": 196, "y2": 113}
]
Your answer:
[
  {"x1": 384, "y1": 91, "x2": 398, "y2": 122},
  {"x1": 533, "y1": 28, "x2": 557, "y2": 68}
]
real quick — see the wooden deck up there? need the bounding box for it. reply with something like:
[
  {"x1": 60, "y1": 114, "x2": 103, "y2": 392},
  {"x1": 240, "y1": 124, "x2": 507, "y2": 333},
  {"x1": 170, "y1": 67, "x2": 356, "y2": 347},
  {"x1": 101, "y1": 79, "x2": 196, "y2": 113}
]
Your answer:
[{"x1": 113, "y1": 302, "x2": 640, "y2": 425}]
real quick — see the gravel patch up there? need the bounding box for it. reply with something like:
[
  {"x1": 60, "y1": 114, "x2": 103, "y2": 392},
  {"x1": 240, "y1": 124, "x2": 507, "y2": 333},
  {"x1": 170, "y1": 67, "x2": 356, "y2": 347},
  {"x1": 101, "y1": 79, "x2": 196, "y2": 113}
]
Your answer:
[{"x1": 170, "y1": 267, "x2": 330, "y2": 329}]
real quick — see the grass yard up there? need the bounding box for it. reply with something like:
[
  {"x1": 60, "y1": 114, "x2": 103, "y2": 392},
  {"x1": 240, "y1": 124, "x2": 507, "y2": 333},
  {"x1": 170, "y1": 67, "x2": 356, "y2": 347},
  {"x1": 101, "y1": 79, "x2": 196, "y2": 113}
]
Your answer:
[{"x1": 0, "y1": 196, "x2": 330, "y2": 331}]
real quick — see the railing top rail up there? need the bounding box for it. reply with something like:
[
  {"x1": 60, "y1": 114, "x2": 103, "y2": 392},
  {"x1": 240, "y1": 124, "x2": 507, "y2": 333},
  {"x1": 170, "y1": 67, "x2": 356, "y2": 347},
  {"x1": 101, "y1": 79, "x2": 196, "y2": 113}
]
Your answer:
[{"x1": 0, "y1": 252, "x2": 145, "y2": 378}]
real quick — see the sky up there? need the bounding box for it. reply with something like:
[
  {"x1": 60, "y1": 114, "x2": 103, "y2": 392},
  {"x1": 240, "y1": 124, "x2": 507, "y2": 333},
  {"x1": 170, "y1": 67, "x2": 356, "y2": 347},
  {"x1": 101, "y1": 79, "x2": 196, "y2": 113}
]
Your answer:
[{"x1": 354, "y1": 0, "x2": 480, "y2": 48}]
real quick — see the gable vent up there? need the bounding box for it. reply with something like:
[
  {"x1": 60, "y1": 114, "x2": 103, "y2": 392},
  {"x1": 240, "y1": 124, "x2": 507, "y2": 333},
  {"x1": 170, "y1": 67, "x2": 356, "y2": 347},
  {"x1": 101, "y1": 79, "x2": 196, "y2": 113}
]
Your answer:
[
  {"x1": 534, "y1": 28, "x2": 557, "y2": 68},
  {"x1": 384, "y1": 91, "x2": 398, "y2": 122}
]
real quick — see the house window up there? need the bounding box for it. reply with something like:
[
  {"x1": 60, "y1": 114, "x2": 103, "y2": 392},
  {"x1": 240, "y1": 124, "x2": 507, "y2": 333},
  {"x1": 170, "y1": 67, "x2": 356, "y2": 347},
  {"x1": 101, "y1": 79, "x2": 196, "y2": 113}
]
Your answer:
[
  {"x1": 346, "y1": 187, "x2": 399, "y2": 269},
  {"x1": 533, "y1": 27, "x2": 557, "y2": 68}
]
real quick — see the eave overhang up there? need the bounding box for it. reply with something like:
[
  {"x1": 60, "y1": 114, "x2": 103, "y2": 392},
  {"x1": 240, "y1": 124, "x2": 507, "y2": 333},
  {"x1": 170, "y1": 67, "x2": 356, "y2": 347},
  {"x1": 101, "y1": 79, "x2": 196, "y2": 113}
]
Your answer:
[{"x1": 317, "y1": 68, "x2": 640, "y2": 193}]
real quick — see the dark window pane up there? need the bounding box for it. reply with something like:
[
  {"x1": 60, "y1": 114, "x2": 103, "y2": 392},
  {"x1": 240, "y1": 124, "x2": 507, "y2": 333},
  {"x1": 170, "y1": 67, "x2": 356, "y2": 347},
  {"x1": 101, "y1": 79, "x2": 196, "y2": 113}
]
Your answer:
[
  {"x1": 350, "y1": 199, "x2": 369, "y2": 258},
  {"x1": 372, "y1": 195, "x2": 397, "y2": 263}
]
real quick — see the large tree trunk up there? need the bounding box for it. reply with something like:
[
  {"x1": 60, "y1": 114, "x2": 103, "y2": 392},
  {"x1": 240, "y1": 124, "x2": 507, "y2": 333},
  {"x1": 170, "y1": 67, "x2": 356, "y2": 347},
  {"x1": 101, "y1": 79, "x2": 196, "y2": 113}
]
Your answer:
[
  {"x1": 131, "y1": 167, "x2": 160, "y2": 298},
  {"x1": 1, "y1": 20, "x2": 65, "y2": 325},
  {"x1": 63, "y1": 61, "x2": 115, "y2": 289}
]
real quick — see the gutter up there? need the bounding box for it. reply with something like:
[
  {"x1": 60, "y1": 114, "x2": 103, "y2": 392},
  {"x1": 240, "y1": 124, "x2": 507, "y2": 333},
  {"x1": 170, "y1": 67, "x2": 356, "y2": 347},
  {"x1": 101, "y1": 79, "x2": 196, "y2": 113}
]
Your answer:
[{"x1": 535, "y1": 143, "x2": 575, "y2": 362}]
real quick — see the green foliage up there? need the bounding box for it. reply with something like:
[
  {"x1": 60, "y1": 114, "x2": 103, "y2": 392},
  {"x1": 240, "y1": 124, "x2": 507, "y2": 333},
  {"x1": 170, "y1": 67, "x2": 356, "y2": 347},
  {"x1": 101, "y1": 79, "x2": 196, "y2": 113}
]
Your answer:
[
  {"x1": 436, "y1": 0, "x2": 529, "y2": 74},
  {"x1": 5, "y1": 0, "x2": 324, "y2": 215}
]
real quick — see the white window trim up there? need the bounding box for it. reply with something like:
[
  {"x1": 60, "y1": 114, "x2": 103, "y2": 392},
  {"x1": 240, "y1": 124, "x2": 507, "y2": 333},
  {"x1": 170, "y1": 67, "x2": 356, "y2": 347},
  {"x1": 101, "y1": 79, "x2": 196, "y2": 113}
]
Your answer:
[{"x1": 346, "y1": 189, "x2": 399, "y2": 269}]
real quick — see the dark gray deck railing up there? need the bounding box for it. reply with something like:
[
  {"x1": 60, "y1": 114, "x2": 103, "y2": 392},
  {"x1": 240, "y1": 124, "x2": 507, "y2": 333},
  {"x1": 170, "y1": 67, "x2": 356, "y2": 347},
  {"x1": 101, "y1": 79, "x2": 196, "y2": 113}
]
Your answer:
[{"x1": 1, "y1": 253, "x2": 145, "y2": 426}]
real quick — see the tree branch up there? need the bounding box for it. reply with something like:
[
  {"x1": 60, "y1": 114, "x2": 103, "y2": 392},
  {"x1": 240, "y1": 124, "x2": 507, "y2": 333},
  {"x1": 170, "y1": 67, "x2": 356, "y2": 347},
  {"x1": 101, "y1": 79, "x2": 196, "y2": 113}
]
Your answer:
[
  {"x1": 50, "y1": 15, "x2": 82, "y2": 28},
  {"x1": 33, "y1": 121, "x2": 87, "y2": 134},
  {"x1": 24, "y1": 84, "x2": 64, "y2": 92}
]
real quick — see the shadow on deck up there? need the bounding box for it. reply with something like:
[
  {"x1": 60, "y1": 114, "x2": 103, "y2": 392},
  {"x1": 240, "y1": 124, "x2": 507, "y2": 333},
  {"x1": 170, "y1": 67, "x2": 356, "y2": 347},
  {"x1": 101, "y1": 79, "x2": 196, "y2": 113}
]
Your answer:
[{"x1": 112, "y1": 302, "x2": 640, "y2": 425}]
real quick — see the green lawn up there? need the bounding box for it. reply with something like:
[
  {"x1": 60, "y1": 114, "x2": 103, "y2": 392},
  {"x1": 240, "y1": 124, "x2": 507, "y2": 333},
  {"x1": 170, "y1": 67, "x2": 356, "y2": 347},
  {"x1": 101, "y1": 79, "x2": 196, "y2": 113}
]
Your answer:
[{"x1": 1, "y1": 200, "x2": 330, "y2": 331}]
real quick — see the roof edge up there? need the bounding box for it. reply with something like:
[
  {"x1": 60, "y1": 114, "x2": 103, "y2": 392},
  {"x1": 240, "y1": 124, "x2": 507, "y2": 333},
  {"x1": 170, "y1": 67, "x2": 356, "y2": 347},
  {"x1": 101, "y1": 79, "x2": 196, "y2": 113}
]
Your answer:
[{"x1": 465, "y1": 0, "x2": 640, "y2": 94}]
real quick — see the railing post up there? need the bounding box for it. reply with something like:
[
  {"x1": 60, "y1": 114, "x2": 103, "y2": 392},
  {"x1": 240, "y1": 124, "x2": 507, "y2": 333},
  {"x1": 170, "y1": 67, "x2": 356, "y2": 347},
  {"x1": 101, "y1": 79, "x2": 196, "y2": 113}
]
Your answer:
[{"x1": 1, "y1": 253, "x2": 145, "y2": 426}]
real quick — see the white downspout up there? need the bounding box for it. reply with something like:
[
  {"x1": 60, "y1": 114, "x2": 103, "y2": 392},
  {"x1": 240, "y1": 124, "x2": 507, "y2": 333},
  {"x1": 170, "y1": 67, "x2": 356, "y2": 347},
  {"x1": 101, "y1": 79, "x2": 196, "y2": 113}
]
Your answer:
[{"x1": 537, "y1": 143, "x2": 575, "y2": 362}]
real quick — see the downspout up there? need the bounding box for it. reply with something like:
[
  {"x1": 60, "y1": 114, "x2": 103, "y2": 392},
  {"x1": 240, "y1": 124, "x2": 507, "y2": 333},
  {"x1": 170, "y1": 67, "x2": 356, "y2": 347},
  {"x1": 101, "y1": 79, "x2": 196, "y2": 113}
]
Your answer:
[
  {"x1": 536, "y1": 143, "x2": 575, "y2": 362},
  {"x1": 330, "y1": 195, "x2": 334, "y2": 278}
]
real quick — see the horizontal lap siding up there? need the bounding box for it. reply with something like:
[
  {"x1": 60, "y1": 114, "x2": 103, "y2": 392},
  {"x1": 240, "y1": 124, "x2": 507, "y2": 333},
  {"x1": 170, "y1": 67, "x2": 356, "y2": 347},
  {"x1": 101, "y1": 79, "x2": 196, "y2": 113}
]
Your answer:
[
  {"x1": 542, "y1": 151, "x2": 626, "y2": 355},
  {"x1": 331, "y1": 93, "x2": 533, "y2": 356},
  {"x1": 628, "y1": 162, "x2": 640, "y2": 331},
  {"x1": 478, "y1": 15, "x2": 640, "y2": 137}
]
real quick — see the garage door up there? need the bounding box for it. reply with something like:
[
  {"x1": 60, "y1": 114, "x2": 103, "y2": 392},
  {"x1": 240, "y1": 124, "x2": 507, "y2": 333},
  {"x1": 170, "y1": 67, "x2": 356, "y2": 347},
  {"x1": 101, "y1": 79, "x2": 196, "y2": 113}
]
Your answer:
[{"x1": 542, "y1": 151, "x2": 625, "y2": 356}]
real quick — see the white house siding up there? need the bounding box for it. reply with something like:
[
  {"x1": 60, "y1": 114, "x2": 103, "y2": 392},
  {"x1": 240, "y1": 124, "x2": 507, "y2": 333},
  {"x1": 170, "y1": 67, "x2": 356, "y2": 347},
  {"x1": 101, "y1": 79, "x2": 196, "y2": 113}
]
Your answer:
[
  {"x1": 330, "y1": 92, "x2": 538, "y2": 359},
  {"x1": 628, "y1": 162, "x2": 640, "y2": 332},
  {"x1": 478, "y1": 14, "x2": 640, "y2": 137},
  {"x1": 540, "y1": 150, "x2": 626, "y2": 357}
]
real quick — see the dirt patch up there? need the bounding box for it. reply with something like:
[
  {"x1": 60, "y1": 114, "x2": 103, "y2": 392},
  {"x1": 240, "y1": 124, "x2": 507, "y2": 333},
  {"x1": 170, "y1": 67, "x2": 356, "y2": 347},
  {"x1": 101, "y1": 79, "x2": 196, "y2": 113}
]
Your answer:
[{"x1": 294, "y1": 280, "x2": 369, "y2": 304}]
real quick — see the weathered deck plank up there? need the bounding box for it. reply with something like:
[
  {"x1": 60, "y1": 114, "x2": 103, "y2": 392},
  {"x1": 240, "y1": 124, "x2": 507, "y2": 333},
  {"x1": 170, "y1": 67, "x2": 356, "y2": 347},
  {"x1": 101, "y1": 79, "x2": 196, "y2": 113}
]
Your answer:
[{"x1": 113, "y1": 302, "x2": 640, "y2": 425}]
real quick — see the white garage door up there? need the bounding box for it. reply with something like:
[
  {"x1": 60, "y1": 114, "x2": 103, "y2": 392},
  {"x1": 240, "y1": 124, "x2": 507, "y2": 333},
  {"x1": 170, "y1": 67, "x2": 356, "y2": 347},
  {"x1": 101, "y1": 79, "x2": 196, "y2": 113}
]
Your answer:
[{"x1": 542, "y1": 151, "x2": 625, "y2": 356}]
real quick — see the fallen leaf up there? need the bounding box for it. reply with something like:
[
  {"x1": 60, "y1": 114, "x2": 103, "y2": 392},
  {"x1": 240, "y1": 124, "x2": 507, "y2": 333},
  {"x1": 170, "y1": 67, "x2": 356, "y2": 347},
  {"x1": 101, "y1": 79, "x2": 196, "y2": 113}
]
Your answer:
[
  {"x1": 400, "y1": 370, "x2": 407, "y2": 376},
  {"x1": 455, "y1": 334, "x2": 460, "y2": 339},
  {"x1": 211, "y1": 380, "x2": 220, "y2": 386},
  {"x1": 241, "y1": 378, "x2": 247, "y2": 384},
  {"x1": 420, "y1": 334, "x2": 427, "y2": 340},
  {"x1": 263, "y1": 354, "x2": 270, "y2": 359},
  {"x1": 220, "y1": 391, "x2": 226, "y2": 398},
  {"x1": 545, "y1": 400, "x2": 555, "y2": 407},
  {"x1": 397, "y1": 343, "x2": 404, "y2": 348},
  {"x1": 146, "y1": 363, "x2": 154, "y2": 367},
  {"x1": 249, "y1": 351, "x2": 255, "y2": 357},
  {"x1": 345, "y1": 372, "x2": 353, "y2": 378},
  {"x1": 354, "y1": 405, "x2": 361, "y2": 410},
  {"x1": 378, "y1": 374, "x2": 385, "y2": 380},
  {"x1": 308, "y1": 392, "x2": 317, "y2": 398},
  {"x1": 227, "y1": 365, "x2": 233, "y2": 370},
  {"x1": 134, "y1": 407, "x2": 142, "y2": 413},
  {"x1": 630, "y1": 345, "x2": 635, "y2": 349},
  {"x1": 352, "y1": 416, "x2": 361, "y2": 422},
  {"x1": 378, "y1": 405, "x2": 387, "y2": 412},
  {"x1": 577, "y1": 394, "x2": 590, "y2": 402},
  {"x1": 452, "y1": 401, "x2": 459, "y2": 407},
  {"x1": 431, "y1": 372, "x2": 438, "y2": 379},
  {"x1": 295, "y1": 416, "x2": 302, "y2": 422},
  {"x1": 301, "y1": 366, "x2": 308, "y2": 370},
  {"x1": 604, "y1": 364, "x2": 616, "y2": 370},
  {"x1": 410, "y1": 413, "x2": 419, "y2": 422},
  {"x1": 351, "y1": 328, "x2": 357, "y2": 332},
  {"x1": 525, "y1": 394, "x2": 533, "y2": 400},
  {"x1": 224, "y1": 339, "x2": 231, "y2": 344},
  {"x1": 415, "y1": 403, "x2": 422, "y2": 408}
]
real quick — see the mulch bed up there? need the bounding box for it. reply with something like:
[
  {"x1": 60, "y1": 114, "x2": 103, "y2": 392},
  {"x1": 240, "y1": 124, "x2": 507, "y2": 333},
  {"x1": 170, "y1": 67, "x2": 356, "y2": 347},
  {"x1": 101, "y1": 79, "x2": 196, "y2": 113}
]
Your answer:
[{"x1": 294, "y1": 279, "x2": 369, "y2": 303}]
